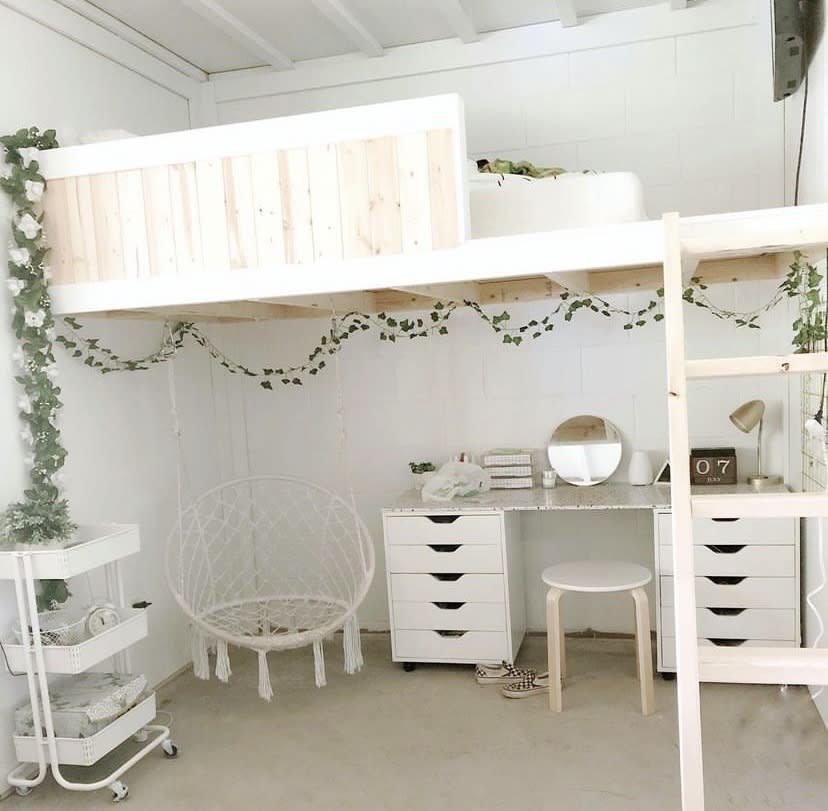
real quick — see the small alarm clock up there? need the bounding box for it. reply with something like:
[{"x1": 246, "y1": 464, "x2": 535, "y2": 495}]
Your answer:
[{"x1": 85, "y1": 603, "x2": 121, "y2": 636}]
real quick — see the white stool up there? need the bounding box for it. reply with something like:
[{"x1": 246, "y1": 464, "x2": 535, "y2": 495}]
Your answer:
[{"x1": 542, "y1": 560, "x2": 654, "y2": 716}]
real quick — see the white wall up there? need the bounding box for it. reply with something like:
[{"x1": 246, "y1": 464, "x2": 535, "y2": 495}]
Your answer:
[{"x1": 0, "y1": 5, "x2": 202, "y2": 793}]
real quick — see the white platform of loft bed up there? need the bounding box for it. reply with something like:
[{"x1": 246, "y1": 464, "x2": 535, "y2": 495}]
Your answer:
[{"x1": 36, "y1": 94, "x2": 828, "y2": 323}]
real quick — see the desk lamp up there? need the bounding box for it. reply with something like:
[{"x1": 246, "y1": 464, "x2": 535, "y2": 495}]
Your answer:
[{"x1": 729, "y1": 399, "x2": 768, "y2": 487}]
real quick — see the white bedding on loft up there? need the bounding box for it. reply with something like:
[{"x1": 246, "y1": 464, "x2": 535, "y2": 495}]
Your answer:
[{"x1": 468, "y1": 168, "x2": 648, "y2": 239}]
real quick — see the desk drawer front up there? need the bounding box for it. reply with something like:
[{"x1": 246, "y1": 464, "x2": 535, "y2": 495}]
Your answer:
[
  {"x1": 660, "y1": 576, "x2": 796, "y2": 610},
  {"x1": 661, "y1": 637, "x2": 796, "y2": 670},
  {"x1": 657, "y1": 514, "x2": 795, "y2": 546},
  {"x1": 659, "y1": 545, "x2": 795, "y2": 577},
  {"x1": 385, "y1": 515, "x2": 501, "y2": 545},
  {"x1": 662, "y1": 608, "x2": 796, "y2": 640},
  {"x1": 387, "y1": 544, "x2": 503, "y2": 574},
  {"x1": 390, "y1": 573, "x2": 505, "y2": 603},
  {"x1": 394, "y1": 629, "x2": 508, "y2": 663},
  {"x1": 393, "y1": 601, "x2": 506, "y2": 632}
]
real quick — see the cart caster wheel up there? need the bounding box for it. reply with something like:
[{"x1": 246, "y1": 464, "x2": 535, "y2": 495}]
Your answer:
[
  {"x1": 661, "y1": 672, "x2": 676, "y2": 681},
  {"x1": 110, "y1": 781, "x2": 128, "y2": 802},
  {"x1": 15, "y1": 786, "x2": 32, "y2": 797},
  {"x1": 161, "y1": 739, "x2": 179, "y2": 758},
  {"x1": 403, "y1": 662, "x2": 416, "y2": 672}
]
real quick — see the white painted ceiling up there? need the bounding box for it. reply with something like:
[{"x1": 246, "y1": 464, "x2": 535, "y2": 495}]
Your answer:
[{"x1": 68, "y1": 0, "x2": 664, "y2": 76}]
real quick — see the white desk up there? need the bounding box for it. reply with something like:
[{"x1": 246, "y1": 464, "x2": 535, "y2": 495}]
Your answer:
[{"x1": 382, "y1": 483, "x2": 800, "y2": 673}]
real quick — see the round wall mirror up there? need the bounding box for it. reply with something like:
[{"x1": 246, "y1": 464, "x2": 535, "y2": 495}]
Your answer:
[{"x1": 547, "y1": 415, "x2": 623, "y2": 487}]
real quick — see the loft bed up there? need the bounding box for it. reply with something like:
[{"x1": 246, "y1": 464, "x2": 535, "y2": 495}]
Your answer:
[{"x1": 38, "y1": 94, "x2": 828, "y2": 324}]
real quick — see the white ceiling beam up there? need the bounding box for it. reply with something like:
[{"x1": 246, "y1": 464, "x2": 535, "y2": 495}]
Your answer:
[
  {"x1": 670, "y1": 0, "x2": 689, "y2": 8},
  {"x1": 310, "y1": 0, "x2": 383, "y2": 57},
  {"x1": 557, "y1": 0, "x2": 578, "y2": 28},
  {"x1": 0, "y1": 0, "x2": 202, "y2": 99},
  {"x1": 179, "y1": 0, "x2": 294, "y2": 71},
  {"x1": 434, "y1": 0, "x2": 478, "y2": 44},
  {"x1": 54, "y1": 0, "x2": 207, "y2": 81}
]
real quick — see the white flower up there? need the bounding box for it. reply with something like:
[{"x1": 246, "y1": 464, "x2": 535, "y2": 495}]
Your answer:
[
  {"x1": 18, "y1": 147, "x2": 39, "y2": 168},
  {"x1": 51, "y1": 471, "x2": 65, "y2": 486},
  {"x1": 24, "y1": 309, "x2": 46, "y2": 328},
  {"x1": 20, "y1": 426, "x2": 32, "y2": 445},
  {"x1": 17, "y1": 213, "x2": 41, "y2": 240},
  {"x1": 17, "y1": 394, "x2": 32, "y2": 414},
  {"x1": 45, "y1": 326, "x2": 56, "y2": 341},
  {"x1": 6, "y1": 278, "x2": 25, "y2": 296},
  {"x1": 11, "y1": 346, "x2": 25, "y2": 368},
  {"x1": 45, "y1": 363, "x2": 59, "y2": 382},
  {"x1": 24, "y1": 180, "x2": 44, "y2": 203},
  {"x1": 9, "y1": 247, "x2": 30, "y2": 266}
]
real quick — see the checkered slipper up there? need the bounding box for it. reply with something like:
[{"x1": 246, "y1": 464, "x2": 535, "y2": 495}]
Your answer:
[
  {"x1": 500, "y1": 671, "x2": 550, "y2": 698},
  {"x1": 475, "y1": 661, "x2": 535, "y2": 685}
]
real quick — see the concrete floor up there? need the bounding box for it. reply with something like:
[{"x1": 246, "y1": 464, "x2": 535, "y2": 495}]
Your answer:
[{"x1": 4, "y1": 634, "x2": 828, "y2": 810}]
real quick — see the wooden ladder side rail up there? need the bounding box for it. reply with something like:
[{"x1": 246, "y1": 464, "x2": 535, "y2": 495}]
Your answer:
[{"x1": 662, "y1": 212, "x2": 706, "y2": 811}]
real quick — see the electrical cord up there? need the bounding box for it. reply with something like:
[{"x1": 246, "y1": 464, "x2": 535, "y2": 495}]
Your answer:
[{"x1": 0, "y1": 638, "x2": 25, "y2": 677}]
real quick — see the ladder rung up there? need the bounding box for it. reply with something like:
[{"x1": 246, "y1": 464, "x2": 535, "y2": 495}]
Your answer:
[
  {"x1": 692, "y1": 491, "x2": 828, "y2": 518},
  {"x1": 698, "y1": 646, "x2": 828, "y2": 685},
  {"x1": 685, "y1": 352, "x2": 828, "y2": 379}
]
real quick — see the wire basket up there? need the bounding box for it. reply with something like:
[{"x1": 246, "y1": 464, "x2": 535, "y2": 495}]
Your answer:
[{"x1": 13, "y1": 610, "x2": 87, "y2": 647}]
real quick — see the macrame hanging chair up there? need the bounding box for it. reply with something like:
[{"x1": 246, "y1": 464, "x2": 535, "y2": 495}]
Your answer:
[{"x1": 166, "y1": 475, "x2": 375, "y2": 700}]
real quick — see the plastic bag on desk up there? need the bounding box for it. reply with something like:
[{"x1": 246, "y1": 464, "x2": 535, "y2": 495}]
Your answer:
[{"x1": 421, "y1": 462, "x2": 491, "y2": 502}]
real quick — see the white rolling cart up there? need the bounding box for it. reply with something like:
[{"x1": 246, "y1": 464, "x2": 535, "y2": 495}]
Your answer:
[{"x1": 0, "y1": 524, "x2": 178, "y2": 802}]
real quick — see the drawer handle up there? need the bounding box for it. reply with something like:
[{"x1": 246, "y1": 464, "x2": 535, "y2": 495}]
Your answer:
[
  {"x1": 426, "y1": 515, "x2": 460, "y2": 524},
  {"x1": 430, "y1": 573, "x2": 464, "y2": 582},
  {"x1": 705, "y1": 545, "x2": 746, "y2": 554},
  {"x1": 433, "y1": 602, "x2": 465, "y2": 610},
  {"x1": 428, "y1": 544, "x2": 461, "y2": 553},
  {"x1": 706, "y1": 576, "x2": 746, "y2": 585},
  {"x1": 706, "y1": 607, "x2": 746, "y2": 616},
  {"x1": 711, "y1": 518, "x2": 740, "y2": 523},
  {"x1": 434, "y1": 630, "x2": 467, "y2": 638},
  {"x1": 707, "y1": 638, "x2": 747, "y2": 647}
]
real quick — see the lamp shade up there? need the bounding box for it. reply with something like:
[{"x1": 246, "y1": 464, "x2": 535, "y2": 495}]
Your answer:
[{"x1": 729, "y1": 399, "x2": 765, "y2": 433}]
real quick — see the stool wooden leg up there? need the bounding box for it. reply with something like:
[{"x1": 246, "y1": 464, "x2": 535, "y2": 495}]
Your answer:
[
  {"x1": 559, "y1": 595, "x2": 566, "y2": 681},
  {"x1": 546, "y1": 587, "x2": 564, "y2": 712},
  {"x1": 631, "y1": 587, "x2": 654, "y2": 716}
]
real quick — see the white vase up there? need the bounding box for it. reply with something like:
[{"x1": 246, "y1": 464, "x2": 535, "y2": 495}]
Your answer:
[{"x1": 628, "y1": 451, "x2": 654, "y2": 486}]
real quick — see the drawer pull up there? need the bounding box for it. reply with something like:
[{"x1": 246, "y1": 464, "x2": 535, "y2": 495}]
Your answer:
[
  {"x1": 706, "y1": 607, "x2": 746, "y2": 616},
  {"x1": 426, "y1": 515, "x2": 460, "y2": 524},
  {"x1": 706, "y1": 576, "x2": 746, "y2": 585},
  {"x1": 430, "y1": 573, "x2": 464, "y2": 582},
  {"x1": 707, "y1": 638, "x2": 747, "y2": 647},
  {"x1": 705, "y1": 545, "x2": 746, "y2": 554},
  {"x1": 434, "y1": 630, "x2": 467, "y2": 638},
  {"x1": 711, "y1": 518, "x2": 739, "y2": 523},
  {"x1": 428, "y1": 544, "x2": 461, "y2": 553},
  {"x1": 433, "y1": 602, "x2": 465, "y2": 610}
]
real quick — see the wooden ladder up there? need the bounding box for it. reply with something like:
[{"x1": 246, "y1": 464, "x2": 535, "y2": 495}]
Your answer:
[{"x1": 661, "y1": 210, "x2": 828, "y2": 810}]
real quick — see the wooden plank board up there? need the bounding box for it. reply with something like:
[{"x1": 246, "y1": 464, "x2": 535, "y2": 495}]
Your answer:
[
  {"x1": 426, "y1": 129, "x2": 459, "y2": 250},
  {"x1": 279, "y1": 149, "x2": 314, "y2": 264},
  {"x1": 396, "y1": 132, "x2": 432, "y2": 254},
  {"x1": 72, "y1": 176, "x2": 99, "y2": 283},
  {"x1": 250, "y1": 151, "x2": 285, "y2": 267},
  {"x1": 116, "y1": 170, "x2": 151, "y2": 280},
  {"x1": 307, "y1": 143, "x2": 343, "y2": 262},
  {"x1": 223, "y1": 155, "x2": 258, "y2": 269},
  {"x1": 41, "y1": 178, "x2": 73, "y2": 285},
  {"x1": 336, "y1": 140, "x2": 372, "y2": 259},
  {"x1": 366, "y1": 136, "x2": 402, "y2": 256},
  {"x1": 142, "y1": 166, "x2": 176, "y2": 276},
  {"x1": 686, "y1": 352, "x2": 828, "y2": 379},
  {"x1": 90, "y1": 173, "x2": 123, "y2": 281},
  {"x1": 169, "y1": 162, "x2": 204, "y2": 276},
  {"x1": 195, "y1": 159, "x2": 231, "y2": 272}
]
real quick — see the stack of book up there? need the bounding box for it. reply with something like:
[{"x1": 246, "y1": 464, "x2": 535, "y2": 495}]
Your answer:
[{"x1": 482, "y1": 449, "x2": 535, "y2": 489}]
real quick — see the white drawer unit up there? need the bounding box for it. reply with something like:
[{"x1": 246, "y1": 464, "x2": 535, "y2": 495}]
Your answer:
[
  {"x1": 383, "y1": 510, "x2": 525, "y2": 668},
  {"x1": 654, "y1": 510, "x2": 800, "y2": 674}
]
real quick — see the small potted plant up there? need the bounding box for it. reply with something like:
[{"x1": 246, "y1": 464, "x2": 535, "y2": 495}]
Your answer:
[{"x1": 409, "y1": 461, "x2": 437, "y2": 491}]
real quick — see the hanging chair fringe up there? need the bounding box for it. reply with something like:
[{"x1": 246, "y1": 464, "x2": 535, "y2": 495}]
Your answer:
[
  {"x1": 215, "y1": 639, "x2": 232, "y2": 683},
  {"x1": 313, "y1": 640, "x2": 327, "y2": 688},
  {"x1": 344, "y1": 614, "x2": 363, "y2": 675},
  {"x1": 258, "y1": 650, "x2": 273, "y2": 701},
  {"x1": 191, "y1": 629, "x2": 210, "y2": 681}
]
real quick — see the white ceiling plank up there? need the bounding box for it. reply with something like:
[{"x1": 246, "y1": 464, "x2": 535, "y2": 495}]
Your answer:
[
  {"x1": 212, "y1": 0, "x2": 757, "y2": 102},
  {"x1": 557, "y1": 0, "x2": 579, "y2": 27},
  {"x1": 178, "y1": 0, "x2": 295, "y2": 71},
  {"x1": 54, "y1": 0, "x2": 207, "y2": 81},
  {"x1": 0, "y1": 0, "x2": 201, "y2": 98},
  {"x1": 309, "y1": 0, "x2": 383, "y2": 57},
  {"x1": 434, "y1": 0, "x2": 479, "y2": 44}
]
